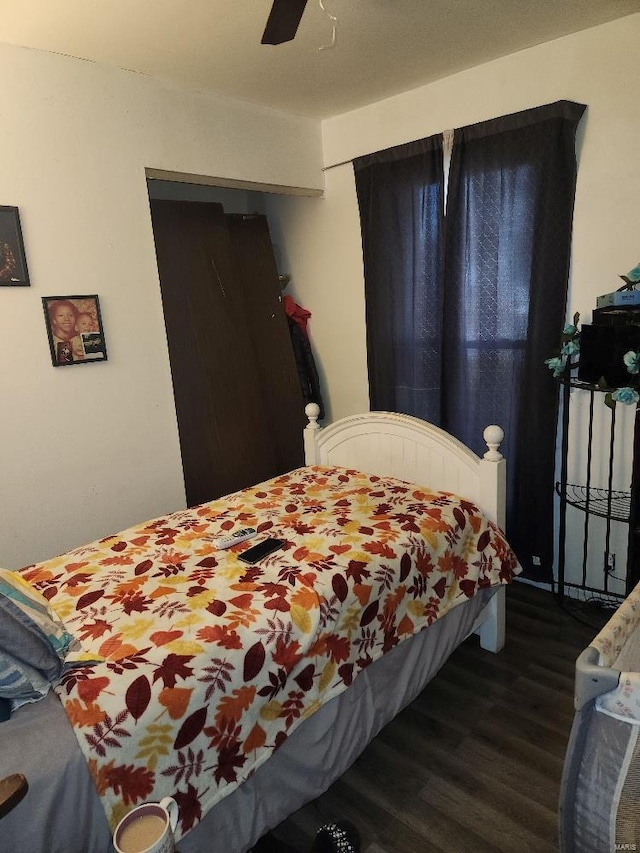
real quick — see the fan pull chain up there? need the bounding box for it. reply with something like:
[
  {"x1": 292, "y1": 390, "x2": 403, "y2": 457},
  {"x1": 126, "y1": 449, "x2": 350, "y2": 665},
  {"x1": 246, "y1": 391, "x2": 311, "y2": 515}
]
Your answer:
[{"x1": 318, "y1": 0, "x2": 337, "y2": 50}]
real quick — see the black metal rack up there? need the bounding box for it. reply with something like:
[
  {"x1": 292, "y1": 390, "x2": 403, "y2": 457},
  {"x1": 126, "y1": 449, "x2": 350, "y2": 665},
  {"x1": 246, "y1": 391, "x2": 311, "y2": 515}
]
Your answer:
[
  {"x1": 559, "y1": 483, "x2": 631, "y2": 522},
  {"x1": 556, "y1": 375, "x2": 639, "y2": 600}
]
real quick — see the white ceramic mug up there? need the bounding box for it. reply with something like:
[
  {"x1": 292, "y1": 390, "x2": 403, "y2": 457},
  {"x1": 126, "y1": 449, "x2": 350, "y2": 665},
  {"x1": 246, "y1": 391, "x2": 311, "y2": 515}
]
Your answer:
[{"x1": 113, "y1": 797, "x2": 179, "y2": 853}]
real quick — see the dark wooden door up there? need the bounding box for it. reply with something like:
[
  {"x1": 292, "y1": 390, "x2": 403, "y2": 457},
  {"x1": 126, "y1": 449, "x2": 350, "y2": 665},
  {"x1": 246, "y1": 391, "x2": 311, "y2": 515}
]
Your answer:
[
  {"x1": 149, "y1": 200, "x2": 304, "y2": 506},
  {"x1": 226, "y1": 213, "x2": 307, "y2": 471}
]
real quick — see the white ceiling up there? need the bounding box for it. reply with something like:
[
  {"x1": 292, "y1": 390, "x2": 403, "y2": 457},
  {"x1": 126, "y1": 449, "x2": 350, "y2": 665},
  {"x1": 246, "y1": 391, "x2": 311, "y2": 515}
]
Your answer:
[{"x1": 3, "y1": 0, "x2": 640, "y2": 119}]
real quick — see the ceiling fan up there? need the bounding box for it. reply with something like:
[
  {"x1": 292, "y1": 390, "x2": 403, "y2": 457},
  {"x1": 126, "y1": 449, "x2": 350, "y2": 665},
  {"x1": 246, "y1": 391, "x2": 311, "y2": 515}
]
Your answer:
[{"x1": 261, "y1": 0, "x2": 309, "y2": 45}]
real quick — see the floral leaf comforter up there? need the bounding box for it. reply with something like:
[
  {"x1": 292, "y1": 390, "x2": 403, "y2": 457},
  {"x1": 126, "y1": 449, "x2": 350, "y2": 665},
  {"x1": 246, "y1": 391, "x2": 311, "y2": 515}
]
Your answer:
[{"x1": 21, "y1": 466, "x2": 521, "y2": 838}]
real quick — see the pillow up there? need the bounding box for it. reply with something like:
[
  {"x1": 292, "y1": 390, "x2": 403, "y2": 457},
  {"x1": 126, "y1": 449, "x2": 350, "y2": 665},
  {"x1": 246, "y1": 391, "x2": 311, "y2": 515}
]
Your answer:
[
  {"x1": 0, "y1": 650, "x2": 51, "y2": 709},
  {"x1": 0, "y1": 569, "x2": 77, "y2": 665},
  {"x1": 0, "y1": 569, "x2": 99, "y2": 708},
  {"x1": 0, "y1": 595, "x2": 65, "y2": 685}
]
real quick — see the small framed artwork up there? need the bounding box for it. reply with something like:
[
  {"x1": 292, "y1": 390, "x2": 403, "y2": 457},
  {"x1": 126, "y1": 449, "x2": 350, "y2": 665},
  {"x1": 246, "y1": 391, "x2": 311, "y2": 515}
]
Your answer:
[
  {"x1": 42, "y1": 295, "x2": 108, "y2": 367},
  {"x1": 0, "y1": 205, "x2": 29, "y2": 286}
]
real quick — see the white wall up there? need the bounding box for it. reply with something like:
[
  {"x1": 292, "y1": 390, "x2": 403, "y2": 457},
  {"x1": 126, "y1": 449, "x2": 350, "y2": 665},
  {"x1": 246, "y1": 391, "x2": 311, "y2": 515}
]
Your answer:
[
  {"x1": 265, "y1": 14, "x2": 640, "y2": 592},
  {"x1": 0, "y1": 42, "x2": 322, "y2": 569}
]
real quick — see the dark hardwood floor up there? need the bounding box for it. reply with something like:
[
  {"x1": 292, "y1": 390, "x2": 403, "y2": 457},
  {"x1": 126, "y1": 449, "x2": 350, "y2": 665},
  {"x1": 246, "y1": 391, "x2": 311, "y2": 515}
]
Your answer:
[{"x1": 261, "y1": 581, "x2": 613, "y2": 853}]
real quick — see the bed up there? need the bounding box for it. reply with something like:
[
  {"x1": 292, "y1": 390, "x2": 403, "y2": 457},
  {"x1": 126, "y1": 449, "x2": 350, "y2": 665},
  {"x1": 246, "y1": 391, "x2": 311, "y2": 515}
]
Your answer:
[
  {"x1": 0, "y1": 406, "x2": 521, "y2": 853},
  {"x1": 560, "y1": 581, "x2": 640, "y2": 853}
]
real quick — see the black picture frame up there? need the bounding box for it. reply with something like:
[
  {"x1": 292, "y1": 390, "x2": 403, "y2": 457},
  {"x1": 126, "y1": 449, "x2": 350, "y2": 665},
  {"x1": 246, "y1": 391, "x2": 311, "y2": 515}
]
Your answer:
[
  {"x1": 0, "y1": 205, "x2": 30, "y2": 286},
  {"x1": 42, "y1": 295, "x2": 108, "y2": 367}
]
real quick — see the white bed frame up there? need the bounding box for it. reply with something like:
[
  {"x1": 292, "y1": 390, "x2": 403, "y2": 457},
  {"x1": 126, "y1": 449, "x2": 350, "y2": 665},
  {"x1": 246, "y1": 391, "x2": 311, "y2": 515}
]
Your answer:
[{"x1": 303, "y1": 404, "x2": 508, "y2": 653}]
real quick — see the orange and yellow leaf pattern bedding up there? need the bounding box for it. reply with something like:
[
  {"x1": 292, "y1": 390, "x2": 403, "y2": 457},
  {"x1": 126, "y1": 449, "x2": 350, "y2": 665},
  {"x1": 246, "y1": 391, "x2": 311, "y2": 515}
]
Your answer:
[{"x1": 21, "y1": 466, "x2": 521, "y2": 838}]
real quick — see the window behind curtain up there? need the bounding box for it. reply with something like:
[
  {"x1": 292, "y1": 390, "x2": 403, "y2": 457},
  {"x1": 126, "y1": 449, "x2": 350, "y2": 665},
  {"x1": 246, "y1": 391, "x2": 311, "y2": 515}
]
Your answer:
[
  {"x1": 443, "y1": 148, "x2": 539, "y2": 451},
  {"x1": 447, "y1": 162, "x2": 535, "y2": 426}
]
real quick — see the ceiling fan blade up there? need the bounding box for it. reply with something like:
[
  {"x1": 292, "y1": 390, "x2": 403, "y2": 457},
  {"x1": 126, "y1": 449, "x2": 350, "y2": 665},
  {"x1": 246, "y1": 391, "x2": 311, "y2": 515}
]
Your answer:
[{"x1": 261, "y1": 0, "x2": 309, "y2": 45}]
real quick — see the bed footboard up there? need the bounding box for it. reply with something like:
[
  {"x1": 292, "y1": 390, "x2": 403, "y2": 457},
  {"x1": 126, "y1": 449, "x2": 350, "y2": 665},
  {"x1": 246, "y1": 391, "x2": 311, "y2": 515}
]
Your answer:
[{"x1": 473, "y1": 585, "x2": 506, "y2": 653}]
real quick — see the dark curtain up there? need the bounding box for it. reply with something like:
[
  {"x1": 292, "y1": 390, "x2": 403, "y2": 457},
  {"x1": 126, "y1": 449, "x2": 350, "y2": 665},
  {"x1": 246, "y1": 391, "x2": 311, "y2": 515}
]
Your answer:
[
  {"x1": 443, "y1": 101, "x2": 586, "y2": 582},
  {"x1": 353, "y1": 136, "x2": 445, "y2": 417},
  {"x1": 353, "y1": 101, "x2": 586, "y2": 584}
]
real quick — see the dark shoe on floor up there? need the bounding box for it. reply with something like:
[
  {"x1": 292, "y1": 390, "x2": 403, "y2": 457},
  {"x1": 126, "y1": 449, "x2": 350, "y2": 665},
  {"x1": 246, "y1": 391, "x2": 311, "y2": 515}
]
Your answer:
[{"x1": 310, "y1": 821, "x2": 361, "y2": 853}]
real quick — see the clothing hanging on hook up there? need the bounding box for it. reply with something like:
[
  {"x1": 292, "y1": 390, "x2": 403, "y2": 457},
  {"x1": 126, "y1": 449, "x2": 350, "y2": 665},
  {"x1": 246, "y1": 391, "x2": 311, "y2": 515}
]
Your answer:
[
  {"x1": 283, "y1": 295, "x2": 325, "y2": 419},
  {"x1": 283, "y1": 294, "x2": 311, "y2": 335}
]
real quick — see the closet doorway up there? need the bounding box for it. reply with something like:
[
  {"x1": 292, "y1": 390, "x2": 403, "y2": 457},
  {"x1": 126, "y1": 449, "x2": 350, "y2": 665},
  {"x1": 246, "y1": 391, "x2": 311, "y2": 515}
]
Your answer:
[{"x1": 149, "y1": 187, "x2": 305, "y2": 506}]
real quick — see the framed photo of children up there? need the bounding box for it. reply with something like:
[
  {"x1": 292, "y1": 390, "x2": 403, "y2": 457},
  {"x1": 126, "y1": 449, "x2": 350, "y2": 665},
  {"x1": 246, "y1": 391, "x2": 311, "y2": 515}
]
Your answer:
[
  {"x1": 0, "y1": 205, "x2": 30, "y2": 286},
  {"x1": 42, "y1": 295, "x2": 108, "y2": 366}
]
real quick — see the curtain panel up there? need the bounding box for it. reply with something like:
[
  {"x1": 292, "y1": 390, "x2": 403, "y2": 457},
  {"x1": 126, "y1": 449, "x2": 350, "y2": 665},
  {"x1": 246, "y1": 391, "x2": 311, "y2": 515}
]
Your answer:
[
  {"x1": 353, "y1": 136, "x2": 445, "y2": 417},
  {"x1": 444, "y1": 100, "x2": 586, "y2": 581},
  {"x1": 353, "y1": 101, "x2": 586, "y2": 583}
]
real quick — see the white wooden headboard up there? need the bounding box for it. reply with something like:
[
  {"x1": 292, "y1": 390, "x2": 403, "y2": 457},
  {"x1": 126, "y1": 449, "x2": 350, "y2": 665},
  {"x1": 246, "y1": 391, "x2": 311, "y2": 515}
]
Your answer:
[{"x1": 303, "y1": 405, "x2": 506, "y2": 529}]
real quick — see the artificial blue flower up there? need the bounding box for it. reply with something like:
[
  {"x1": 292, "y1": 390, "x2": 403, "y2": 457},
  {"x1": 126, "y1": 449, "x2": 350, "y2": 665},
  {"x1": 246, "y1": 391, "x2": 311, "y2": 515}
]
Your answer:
[
  {"x1": 624, "y1": 350, "x2": 640, "y2": 375},
  {"x1": 612, "y1": 387, "x2": 640, "y2": 406},
  {"x1": 561, "y1": 340, "x2": 580, "y2": 356},
  {"x1": 545, "y1": 356, "x2": 565, "y2": 378},
  {"x1": 626, "y1": 263, "x2": 640, "y2": 283},
  {"x1": 563, "y1": 323, "x2": 578, "y2": 336}
]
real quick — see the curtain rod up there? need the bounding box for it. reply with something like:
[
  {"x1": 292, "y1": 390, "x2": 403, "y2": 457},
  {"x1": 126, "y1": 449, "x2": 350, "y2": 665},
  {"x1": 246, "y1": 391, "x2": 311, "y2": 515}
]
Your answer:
[
  {"x1": 322, "y1": 157, "x2": 354, "y2": 172},
  {"x1": 320, "y1": 101, "x2": 580, "y2": 173}
]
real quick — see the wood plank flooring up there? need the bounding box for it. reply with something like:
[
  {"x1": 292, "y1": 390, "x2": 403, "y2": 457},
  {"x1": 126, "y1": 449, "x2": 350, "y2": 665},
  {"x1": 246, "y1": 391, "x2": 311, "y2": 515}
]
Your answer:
[{"x1": 261, "y1": 581, "x2": 613, "y2": 853}]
